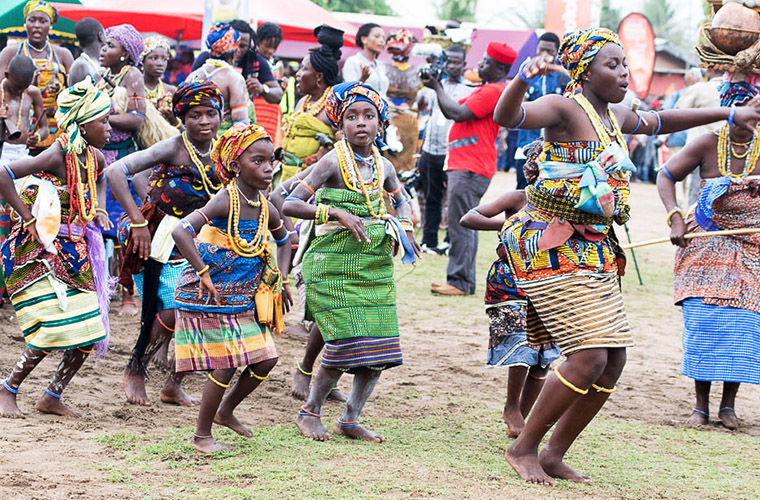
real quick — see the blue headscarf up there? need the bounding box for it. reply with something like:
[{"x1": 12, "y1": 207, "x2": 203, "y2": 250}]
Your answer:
[{"x1": 325, "y1": 81, "x2": 389, "y2": 128}]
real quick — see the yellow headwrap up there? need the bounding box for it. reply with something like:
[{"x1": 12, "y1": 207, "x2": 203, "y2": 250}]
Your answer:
[
  {"x1": 55, "y1": 77, "x2": 112, "y2": 154},
  {"x1": 210, "y1": 124, "x2": 271, "y2": 183},
  {"x1": 558, "y1": 28, "x2": 622, "y2": 96},
  {"x1": 23, "y1": 0, "x2": 58, "y2": 23}
]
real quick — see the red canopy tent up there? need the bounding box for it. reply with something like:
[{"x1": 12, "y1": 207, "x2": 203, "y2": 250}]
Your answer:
[{"x1": 52, "y1": 0, "x2": 357, "y2": 46}]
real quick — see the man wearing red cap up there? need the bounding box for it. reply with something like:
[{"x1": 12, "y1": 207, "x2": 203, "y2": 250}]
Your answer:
[{"x1": 421, "y1": 40, "x2": 517, "y2": 296}]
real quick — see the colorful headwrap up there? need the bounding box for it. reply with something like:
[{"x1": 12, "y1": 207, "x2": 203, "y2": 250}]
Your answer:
[
  {"x1": 55, "y1": 77, "x2": 112, "y2": 154},
  {"x1": 23, "y1": 0, "x2": 58, "y2": 23},
  {"x1": 211, "y1": 124, "x2": 271, "y2": 182},
  {"x1": 559, "y1": 28, "x2": 622, "y2": 96},
  {"x1": 386, "y1": 29, "x2": 415, "y2": 58},
  {"x1": 325, "y1": 81, "x2": 389, "y2": 128},
  {"x1": 172, "y1": 80, "x2": 224, "y2": 119},
  {"x1": 105, "y1": 24, "x2": 145, "y2": 66},
  {"x1": 140, "y1": 35, "x2": 171, "y2": 65},
  {"x1": 206, "y1": 22, "x2": 239, "y2": 58},
  {"x1": 719, "y1": 81, "x2": 759, "y2": 107}
]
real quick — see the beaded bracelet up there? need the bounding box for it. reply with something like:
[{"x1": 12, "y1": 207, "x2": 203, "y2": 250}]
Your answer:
[
  {"x1": 652, "y1": 111, "x2": 662, "y2": 136},
  {"x1": 517, "y1": 58, "x2": 534, "y2": 84},
  {"x1": 197, "y1": 265, "x2": 210, "y2": 276},
  {"x1": 515, "y1": 105, "x2": 527, "y2": 129},
  {"x1": 128, "y1": 110, "x2": 146, "y2": 120},
  {"x1": 22, "y1": 216, "x2": 36, "y2": 228},
  {"x1": 666, "y1": 207, "x2": 684, "y2": 227},
  {"x1": 95, "y1": 208, "x2": 108, "y2": 216},
  {"x1": 130, "y1": 220, "x2": 149, "y2": 228}
]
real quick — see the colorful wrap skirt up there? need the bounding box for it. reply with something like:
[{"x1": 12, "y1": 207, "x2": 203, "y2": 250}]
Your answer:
[{"x1": 321, "y1": 336, "x2": 403, "y2": 373}]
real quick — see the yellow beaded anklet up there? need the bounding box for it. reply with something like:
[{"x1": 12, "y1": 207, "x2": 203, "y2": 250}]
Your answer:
[
  {"x1": 247, "y1": 367, "x2": 270, "y2": 381},
  {"x1": 296, "y1": 361, "x2": 313, "y2": 376},
  {"x1": 208, "y1": 373, "x2": 231, "y2": 389},
  {"x1": 554, "y1": 367, "x2": 588, "y2": 395},
  {"x1": 591, "y1": 383, "x2": 616, "y2": 394}
]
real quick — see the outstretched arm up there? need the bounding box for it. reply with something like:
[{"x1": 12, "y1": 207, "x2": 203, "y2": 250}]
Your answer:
[
  {"x1": 460, "y1": 191, "x2": 526, "y2": 230},
  {"x1": 420, "y1": 75, "x2": 474, "y2": 122}
]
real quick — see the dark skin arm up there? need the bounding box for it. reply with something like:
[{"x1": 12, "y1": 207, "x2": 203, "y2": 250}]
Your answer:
[
  {"x1": 131, "y1": 168, "x2": 152, "y2": 201},
  {"x1": 420, "y1": 75, "x2": 475, "y2": 122},
  {"x1": 28, "y1": 86, "x2": 49, "y2": 144},
  {"x1": 109, "y1": 68, "x2": 146, "y2": 132},
  {"x1": 460, "y1": 191, "x2": 526, "y2": 230},
  {"x1": 269, "y1": 163, "x2": 318, "y2": 248}
]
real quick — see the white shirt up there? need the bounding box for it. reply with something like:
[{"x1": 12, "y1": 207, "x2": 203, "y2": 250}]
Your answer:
[{"x1": 342, "y1": 52, "x2": 389, "y2": 96}]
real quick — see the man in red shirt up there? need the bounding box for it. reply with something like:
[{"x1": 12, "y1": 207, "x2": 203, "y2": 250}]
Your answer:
[{"x1": 421, "y1": 41, "x2": 517, "y2": 295}]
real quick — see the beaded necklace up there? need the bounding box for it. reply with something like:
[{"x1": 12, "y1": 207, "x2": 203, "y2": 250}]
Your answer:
[
  {"x1": 716, "y1": 123, "x2": 760, "y2": 183},
  {"x1": 144, "y1": 79, "x2": 164, "y2": 102},
  {"x1": 282, "y1": 86, "x2": 333, "y2": 140},
  {"x1": 181, "y1": 132, "x2": 221, "y2": 196},
  {"x1": 59, "y1": 136, "x2": 98, "y2": 240},
  {"x1": 573, "y1": 94, "x2": 628, "y2": 155},
  {"x1": 0, "y1": 79, "x2": 26, "y2": 130},
  {"x1": 226, "y1": 178, "x2": 269, "y2": 257},
  {"x1": 335, "y1": 138, "x2": 386, "y2": 219}
]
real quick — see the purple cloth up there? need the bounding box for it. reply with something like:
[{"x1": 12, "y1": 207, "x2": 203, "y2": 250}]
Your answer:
[{"x1": 105, "y1": 24, "x2": 145, "y2": 67}]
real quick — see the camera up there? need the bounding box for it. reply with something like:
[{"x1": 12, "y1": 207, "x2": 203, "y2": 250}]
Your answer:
[
  {"x1": 399, "y1": 166, "x2": 421, "y2": 199},
  {"x1": 418, "y1": 62, "x2": 444, "y2": 82},
  {"x1": 413, "y1": 43, "x2": 446, "y2": 82}
]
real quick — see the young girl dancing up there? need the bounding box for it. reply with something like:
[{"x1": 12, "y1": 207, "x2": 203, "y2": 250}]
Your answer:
[{"x1": 171, "y1": 124, "x2": 292, "y2": 453}]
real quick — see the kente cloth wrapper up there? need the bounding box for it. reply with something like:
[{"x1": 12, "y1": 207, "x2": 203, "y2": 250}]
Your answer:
[
  {"x1": 133, "y1": 259, "x2": 188, "y2": 311},
  {"x1": 301, "y1": 188, "x2": 398, "y2": 342},
  {"x1": 105, "y1": 24, "x2": 145, "y2": 67},
  {"x1": 675, "y1": 178, "x2": 760, "y2": 314},
  {"x1": 23, "y1": 0, "x2": 58, "y2": 22},
  {"x1": 174, "y1": 219, "x2": 265, "y2": 314},
  {"x1": 718, "y1": 81, "x2": 758, "y2": 107},
  {"x1": 680, "y1": 298, "x2": 760, "y2": 384},
  {"x1": 172, "y1": 80, "x2": 224, "y2": 119},
  {"x1": 55, "y1": 77, "x2": 111, "y2": 154},
  {"x1": 518, "y1": 273, "x2": 633, "y2": 356},
  {"x1": 321, "y1": 336, "x2": 402, "y2": 373},
  {"x1": 325, "y1": 81, "x2": 389, "y2": 128},
  {"x1": 210, "y1": 123, "x2": 270, "y2": 182},
  {"x1": 174, "y1": 309, "x2": 277, "y2": 373},
  {"x1": 559, "y1": 28, "x2": 622, "y2": 96},
  {"x1": 11, "y1": 277, "x2": 105, "y2": 352},
  {"x1": 140, "y1": 35, "x2": 171, "y2": 65},
  {"x1": 206, "y1": 22, "x2": 240, "y2": 58},
  {"x1": 486, "y1": 41, "x2": 518, "y2": 65}
]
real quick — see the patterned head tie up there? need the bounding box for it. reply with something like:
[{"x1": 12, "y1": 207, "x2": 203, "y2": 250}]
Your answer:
[
  {"x1": 211, "y1": 124, "x2": 271, "y2": 183},
  {"x1": 105, "y1": 24, "x2": 145, "y2": 67},
  {"x1": 559, "y1": 28, "x2": 622, "y2": 96},
  {"x1": 140, "y1": 35, "x2": 172, "y2": 66},
  {"x1": 55, "y1": 76, "x2": 112, "y2": 154},
  {"x1": 172, "y1": 80, "x2": 224, "y2": 120},
  {"x1": 206, "y1": 22, "x2": 239, "y2": 58},
  {"x1": 325, "y1": 81, "x2": 389, "y2": 129},
  {"x1": 23, "y1": 0, "x2": 58, "y2": 23},
  {"x1": 719, "y1": 81, "x2": 759, "y2": 108}
]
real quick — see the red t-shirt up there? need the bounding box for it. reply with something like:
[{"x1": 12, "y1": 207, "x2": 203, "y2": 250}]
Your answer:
[{"x1": 446, "y1": 81, "x2": 506, "y2": 179}]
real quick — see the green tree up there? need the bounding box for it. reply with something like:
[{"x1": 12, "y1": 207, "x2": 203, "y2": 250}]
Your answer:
[
  {"x1": 599, "y1": 0, "x2": 622, "y2": 31},
  {"x1": 512, "y1": 0, "x2": 545, "y2": 29},
  {"x1": 437, "y1": 0, "x2": 479, "y2": 22},
  {"x1": 643, "y1": 0, "x2": 690, "y2": 48},
  {"x1": 314, "y1": 0, "x2": 395, "y2": 16}
]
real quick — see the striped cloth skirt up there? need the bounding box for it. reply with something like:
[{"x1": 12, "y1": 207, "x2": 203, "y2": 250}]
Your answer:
[
  {"x1": 174, "y1": 309, "x2": 277, "y2": 373},
  {"x1": 321, "y1": 336, "x2": 403, "y2": 373},
  {"x1": 682, "y1": 298, "x2": 760, "y2": 384},
  {"x1": 518, "y1": 273, "x2": 633, "y2": 356},
  {"x1": 11, "y1": 278, "x2": 105, "y2": 351}
]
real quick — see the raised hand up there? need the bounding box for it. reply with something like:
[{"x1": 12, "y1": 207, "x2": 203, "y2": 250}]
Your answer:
[
  {"x1": 733, "y1": 95, "x2": 760, "y2": 134},
  {"x1": 521, "y1": 54, "x2": 563, "y2": 80}
]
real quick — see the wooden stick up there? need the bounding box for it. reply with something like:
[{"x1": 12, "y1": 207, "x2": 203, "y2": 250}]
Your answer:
[{"x1": 622, "y1": 228, "x2": 760, "y2": 250}]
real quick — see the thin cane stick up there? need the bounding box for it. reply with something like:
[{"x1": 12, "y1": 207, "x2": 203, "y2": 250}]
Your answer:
[
  {"x1": 622, "y1": 228, "x2": 760, "y2": 250},
  {"x1": 623, "y1": 223, "x2": 643, "y2": 285}
]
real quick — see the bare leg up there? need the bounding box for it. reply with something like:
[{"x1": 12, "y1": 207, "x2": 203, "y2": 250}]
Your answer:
[
  {"x1": 194, "y1": 368, "x2": 235, "y2": 453},
  {"x1": 520, "y1": 366, "x2": 548, "y2": 418},
  {"x1": 153, "y1": 310, "x2": 195, "y2": 406},
  {"x1": 125, "y1": 308, "x2": 175, "y2": 405},
  {"x1": 119, "y1": 288, "x2": 139, "y2": 317},
  {"x1": 291, "y1": 324, "x2": 347, "y2": 402},
  {"x1": 334, "y1": 368, "x2": 385, "y2": 443},
  {"x1": 295, "y1": 365, "x2": 342, "y2": 441},
  {"x1": 538, "y1": 348, "x2": 626, "y2": 483},
  {"x1": 506, "y1": 348, "x2": 609, "y2": 486},
  {"x1": 215, "y1": 357, "x2": 279, "y2": 437},
  {"x1": 151, "y1": 337, "x2": 172, "y2": 372},
  {"x1": 685, "y1": 380, "x2": 710, "y2": 427},
  {"x1": 503, "y1": 366, "x2": 528, "y2": 437},
  {"x1": 718, "y1": 382, "x2": 740, "y2": 430},
  {"x1": 0, "y1": 348, "x2": 48, "y2": 418},
  {"x1": 37, "y1": 347, "x2": 93, "y2": 417}
]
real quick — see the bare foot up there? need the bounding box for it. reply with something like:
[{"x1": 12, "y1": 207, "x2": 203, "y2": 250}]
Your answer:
[
  {"x1": 124, "y1": 370, "x2": 150, "y2": 406},
  {"x1": 719, "y1": 408, "x2": 739, "y2": 430},
  {"x1": 327, "y1": 386, "x2": 348, "y2": 403},
  {"x1": 152, "y1": 342, "x2": 171, "y2": 372},
  {"x1": 503, "y1": 406, "x2": 525, "y2": 438},
  {"x1": 214, "y1": 411, "x2": 253, "y2": 438},
  {"x1": 0, "y1": 386, "x2": 25, "y2": 418},
  {"x1": 685, "y1": 409, "x2": 709, "y2": 427},
  {"x1": 119, "y1": 300, "x2": 139, "y2": 317},
  {"x1": 192, "y1": 435, "x2": 229, "y2": 454},
  {"x1": 296, "y1": 414, "x2": 332, "y2": 441},
  {"x1": 283, "y1": 323, "x2": 310, "y2": 339},
  {"x1": 160, "y1": 384, "x2": 198, "y2": 406},
  {"x1": 505, "y1": 444, "x2": 557, "y2": 486},
  {"x1": 291, "y1": 370, "x2": 311, "y2": 401},
  {"x1": 334, "y1": 422, "x2": 385, "y2": 443},
  {"x1": 539, "y1": 449, "x2": 591, "y2": 484},
  {"x1": 36, "y1": 393, "x2": 81, "y2": 417}
]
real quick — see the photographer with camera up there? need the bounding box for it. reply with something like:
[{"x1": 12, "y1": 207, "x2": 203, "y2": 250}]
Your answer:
[
  {"x1": 416, "y1": 45, "x2": 471, "y2": 254},
  {"x1": 422, "y1": 41, "x2": 516, "y2": 296}
]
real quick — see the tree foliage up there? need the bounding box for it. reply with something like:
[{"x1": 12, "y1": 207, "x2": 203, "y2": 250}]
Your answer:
[
  {"x1": 437, "y1": 0, "x2": 479, "y2": 22},
  {"x1": 599, "y1": 0, "x2": 622, "y2": 31},
  {"x1": 314, "y1": 0, "x2": 395, "y2": 16}
]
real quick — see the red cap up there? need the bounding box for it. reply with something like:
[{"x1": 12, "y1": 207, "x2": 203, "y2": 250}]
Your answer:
[{"x1": 486, "y1": 41, "x2": 518, "y2": 65}]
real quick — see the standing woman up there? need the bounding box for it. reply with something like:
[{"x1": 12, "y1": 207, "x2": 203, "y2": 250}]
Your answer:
[
  {"x1": 342, "y1": 23, "x2": 388, "y2": 97},
  {"x1": 0, "y1": 1, "x2": 74, "y2": 155},
  {"x1": 493, "y1": 28, "x2": 760, "y2": 485},
  {"x1": 140, "y1": 36, "x2": 178, "y2": 127}
]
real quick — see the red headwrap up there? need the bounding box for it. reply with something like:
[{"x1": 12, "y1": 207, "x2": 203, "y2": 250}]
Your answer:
[{"x1": 486, "y1": 41, "x2": 517, "y2": 65}]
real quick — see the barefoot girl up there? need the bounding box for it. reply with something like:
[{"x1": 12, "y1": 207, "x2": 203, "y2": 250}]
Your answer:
[
  {"x1": 0, "y1": 78, "x2": 113, "y2": 418},
  {"x1": 493, "y1": 28, "x2": 760, "y2": 485},
  {"x1": 657, "y1": 82, "x2": 760, "y2": 431},
  {"x1": 460, "y1": 186, "x2": 561, "y2": 438},
  {"x1": 284, "y1": 81, "x2": 420, "y2": 442},
  {"x1": 106, "y1": 81, "x2": 224, "y2": 406},
  {"x1": 171, "y1": 124, "x2": 292, "y2": 453}
]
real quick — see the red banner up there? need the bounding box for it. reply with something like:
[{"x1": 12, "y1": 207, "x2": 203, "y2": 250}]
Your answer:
[
  {"x1": 544, "y1": 0, "x2": 595, "y2": 36},
  {"x1": 618, "y1": 13, "x2": 656, "y2": 99}
]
